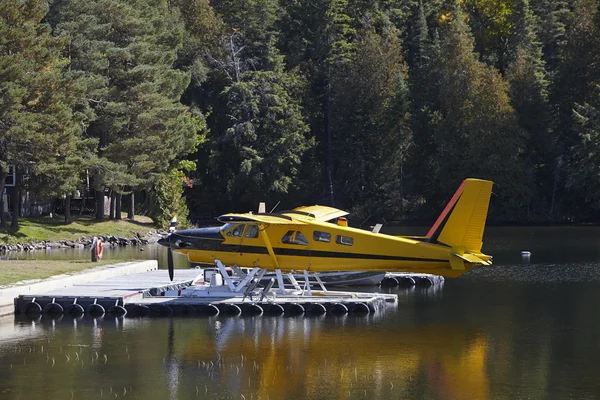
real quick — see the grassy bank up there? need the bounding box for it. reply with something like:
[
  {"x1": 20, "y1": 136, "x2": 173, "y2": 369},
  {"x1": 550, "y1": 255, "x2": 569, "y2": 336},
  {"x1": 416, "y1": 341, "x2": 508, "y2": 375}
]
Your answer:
[
  {"x1": 0, "y1": 215, "x2": 157, "y2": 244},
  {"x1": 0, "y1": 259, "x2": 128, "y2": 287}
]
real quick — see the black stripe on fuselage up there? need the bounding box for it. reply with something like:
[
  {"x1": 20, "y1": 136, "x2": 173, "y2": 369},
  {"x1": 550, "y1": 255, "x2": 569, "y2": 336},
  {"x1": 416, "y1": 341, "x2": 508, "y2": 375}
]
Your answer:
[{"x1": 186, "y1": 240, "x2": 447, "y2": 263}]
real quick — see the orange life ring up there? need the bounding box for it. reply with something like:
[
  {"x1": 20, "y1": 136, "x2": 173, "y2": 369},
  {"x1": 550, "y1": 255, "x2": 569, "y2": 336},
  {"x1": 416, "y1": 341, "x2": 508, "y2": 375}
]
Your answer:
[{"x1": 96, "y1": 240, "x2": 104, "y2": 260}]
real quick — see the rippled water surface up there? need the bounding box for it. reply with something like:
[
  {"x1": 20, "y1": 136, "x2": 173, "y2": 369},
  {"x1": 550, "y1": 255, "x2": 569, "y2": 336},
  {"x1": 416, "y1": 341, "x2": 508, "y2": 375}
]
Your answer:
[{"x1": 1, "y1": 226, "x2": 600, "y2": 399}]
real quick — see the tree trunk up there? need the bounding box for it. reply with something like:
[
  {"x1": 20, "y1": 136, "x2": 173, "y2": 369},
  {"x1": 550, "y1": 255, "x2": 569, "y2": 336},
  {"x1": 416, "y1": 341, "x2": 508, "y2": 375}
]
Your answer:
[
  {"x1": 11, "y1": 181, "x2": 19, "y2": 230},
  {"x1": 80, "y1": 186, "x2": 85, "y2": 215},
  {"x1": 142, "y1": 190, "x2": 150, "y2": 216},
  {"x1": 65, "y1": 194, "x2": 72, "y2": 224},
  {"x1": 115, "y1": 193, "x2": 122, "y2": 220},
  {"x1": 127, "y1": 191, "x2": 135, "y2": 219},
  {"x1": 0, "y1": 169, "x2": 6, "y2": 228},
  {"x1": 0, "y1": 196, "x2": 4, "y2": 228},
  {"x1": 109, "y1": 191, "x2": 115, "y2": 220},
  {"x1": 95, "y1": 189, "x2": 105, "y2": 221},
  {"x1": 326, "y1": 81, "x2": 335, "y2": 207}
]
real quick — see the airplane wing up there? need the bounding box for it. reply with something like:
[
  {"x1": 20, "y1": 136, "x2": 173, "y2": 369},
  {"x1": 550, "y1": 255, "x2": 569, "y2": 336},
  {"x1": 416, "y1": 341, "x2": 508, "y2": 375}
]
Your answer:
[
  {"x1": 284, "y1": 205, "x2": 349, "y2": 222},
  {"x1": 217, "y1": 213, "x2": 306, "y2": 225}
]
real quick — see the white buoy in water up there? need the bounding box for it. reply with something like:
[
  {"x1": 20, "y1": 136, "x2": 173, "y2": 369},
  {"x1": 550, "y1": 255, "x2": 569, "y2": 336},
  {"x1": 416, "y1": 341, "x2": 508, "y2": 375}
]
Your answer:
[{"x1": 521, "y1": 251, "x2": 531, "y2": 263}]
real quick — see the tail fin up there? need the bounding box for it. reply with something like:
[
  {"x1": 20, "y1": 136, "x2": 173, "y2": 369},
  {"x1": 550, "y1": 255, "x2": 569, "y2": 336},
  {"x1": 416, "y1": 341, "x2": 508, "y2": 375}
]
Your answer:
[{"x1": 426, "y1": 178, "x2": 493, "y2": 254}]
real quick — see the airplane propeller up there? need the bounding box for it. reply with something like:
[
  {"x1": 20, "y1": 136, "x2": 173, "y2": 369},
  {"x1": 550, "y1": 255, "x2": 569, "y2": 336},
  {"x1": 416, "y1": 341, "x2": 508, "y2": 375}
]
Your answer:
[{"x1": 167, "y1": 246, "x2": 174, "y2": 281}]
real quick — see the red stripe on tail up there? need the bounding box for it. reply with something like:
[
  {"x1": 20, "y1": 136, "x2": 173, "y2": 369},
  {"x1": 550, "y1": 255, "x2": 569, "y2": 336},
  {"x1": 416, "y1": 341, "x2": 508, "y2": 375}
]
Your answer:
[{"x1": 426, "y1": 181, "x2": 466, "y2": 238}]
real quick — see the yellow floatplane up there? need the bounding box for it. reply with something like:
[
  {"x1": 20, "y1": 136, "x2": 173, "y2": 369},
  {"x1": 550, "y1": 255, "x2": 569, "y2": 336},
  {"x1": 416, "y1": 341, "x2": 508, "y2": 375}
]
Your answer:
[{"x1": 159, "y1": 178, "x2": 493, "y2": 282}]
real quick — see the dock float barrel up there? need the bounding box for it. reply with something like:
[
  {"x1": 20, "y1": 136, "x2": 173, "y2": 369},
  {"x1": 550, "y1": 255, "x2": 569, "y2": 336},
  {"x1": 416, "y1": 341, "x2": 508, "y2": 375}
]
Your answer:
[
  {"x1": 86, "y1": 303, "x2": 105, "y2": 317},
  {"x1": 328, "y1": 303, "x2": 348, "y2": 316},
  {"x1": 284, "y1": 303, "x2": 305, "y2": 316},
  {"x1": 223, "y1": 304, "x2": 242, "y2": 316},
  {"x1": 262, "y1": 303, "x2": 285, "y2": 316},
  {"x1": 350, "y1": 302, "x2": 370, "y2": 315},
  {"x1": 305, "y1": 303, "x2": 326, "y2": 316},
  {"x1": 242, "y1": 304, "x2": 263, "y2": 316},
  {"x1": 65, "y1": 303, "x2": 85, "y2": 318},
  {"x1": 380, "y1": 276, "x2": 399, "y2": 287},
  {"x1": 43, "y1": 301, "x2": 64, "y2": 318}
]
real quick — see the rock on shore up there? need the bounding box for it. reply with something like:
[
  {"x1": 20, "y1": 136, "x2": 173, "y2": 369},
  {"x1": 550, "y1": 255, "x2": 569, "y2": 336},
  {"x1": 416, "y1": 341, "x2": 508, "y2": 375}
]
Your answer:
[{"x1": 0, "y1": 230, "x2": 167, "y2": 254}]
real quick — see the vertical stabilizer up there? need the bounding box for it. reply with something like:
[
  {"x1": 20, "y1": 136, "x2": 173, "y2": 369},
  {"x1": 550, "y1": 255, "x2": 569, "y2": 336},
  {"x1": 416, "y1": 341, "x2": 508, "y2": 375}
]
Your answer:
[{"x1": 426, "y1": 179, "x2": 493, "y2": 253}]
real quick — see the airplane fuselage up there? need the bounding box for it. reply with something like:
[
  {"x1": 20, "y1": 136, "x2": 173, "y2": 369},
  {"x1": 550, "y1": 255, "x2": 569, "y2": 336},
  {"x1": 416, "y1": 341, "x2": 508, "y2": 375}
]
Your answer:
[{"x1": 165, "y1": 221, "x2": 473, "y2": 278}]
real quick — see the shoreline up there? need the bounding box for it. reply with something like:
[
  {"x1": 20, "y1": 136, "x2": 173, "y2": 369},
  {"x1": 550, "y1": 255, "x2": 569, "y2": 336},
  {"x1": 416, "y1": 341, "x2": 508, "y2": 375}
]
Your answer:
[{"x1": 0, "y1": 230, "x2": 166, "y2": 255}]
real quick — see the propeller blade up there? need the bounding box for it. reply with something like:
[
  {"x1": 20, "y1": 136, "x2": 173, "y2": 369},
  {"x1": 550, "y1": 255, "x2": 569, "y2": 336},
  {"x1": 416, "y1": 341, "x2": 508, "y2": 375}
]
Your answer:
[{"x1": 168, "y1": 247, "x2": 174, "y2": 281}]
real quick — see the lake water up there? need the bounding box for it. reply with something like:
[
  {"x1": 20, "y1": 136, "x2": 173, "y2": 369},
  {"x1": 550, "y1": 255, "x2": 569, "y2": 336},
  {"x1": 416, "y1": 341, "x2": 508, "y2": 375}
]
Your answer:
[{"x1": 1, "y1": 226, "x2": 600, "y2": 399}]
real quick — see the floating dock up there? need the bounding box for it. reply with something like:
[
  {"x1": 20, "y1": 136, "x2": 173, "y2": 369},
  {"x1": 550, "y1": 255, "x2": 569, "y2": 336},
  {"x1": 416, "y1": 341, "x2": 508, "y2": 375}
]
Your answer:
[
  {"x1": 380, "y1": 272, "x2": 445, "y2": 287},
  {"x1": 12, "y1": 264, "x2": 397, "y2": 319}
]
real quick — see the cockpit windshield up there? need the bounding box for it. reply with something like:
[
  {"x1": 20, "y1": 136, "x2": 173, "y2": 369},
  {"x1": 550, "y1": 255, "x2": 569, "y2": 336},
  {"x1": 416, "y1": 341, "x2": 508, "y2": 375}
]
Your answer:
[{"x1": 222, "y1": 223, "x2": 244, "y2": 237}]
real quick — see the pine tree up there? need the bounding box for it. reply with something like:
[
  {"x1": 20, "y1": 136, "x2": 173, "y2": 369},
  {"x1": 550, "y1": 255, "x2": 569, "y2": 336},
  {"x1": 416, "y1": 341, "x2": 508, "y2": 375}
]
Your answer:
[
  {"x1": 563, "y1": 1, "x2": 600, "y2": 219},
  {"x1": 433, "y1": 2, "x2": 528, "y2": 218},
  {"x1": 530, "y1": 0, "x2": 570, "y2": 72},
  {"x1": 331, "y1": 29, "x2": 412, "y2": 220},
  {"x1": 406, "y1": 2, "x2": 445, "y2": 206},
  {"x1": 205, "y1": 41, "x2": 313, "y2": 210},
  {"x1": 0, "y1": 0, "x2": 87, "y2": 228},
  {"x1": 506, "y1": 0, "x2": 555, "y2": 219},
  {"x1": 550, "y1": 0, "x2": 600, "y2": 218},
  {"x1": 51, "y1": 0, "x2": 203, "y2": 221}
]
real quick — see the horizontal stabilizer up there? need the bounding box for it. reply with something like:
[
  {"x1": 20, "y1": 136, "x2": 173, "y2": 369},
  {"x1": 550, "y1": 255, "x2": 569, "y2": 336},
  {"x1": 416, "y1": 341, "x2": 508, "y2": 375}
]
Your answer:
[{"x1": 452, "y1": 252, "x2": 492, "y2": 265}]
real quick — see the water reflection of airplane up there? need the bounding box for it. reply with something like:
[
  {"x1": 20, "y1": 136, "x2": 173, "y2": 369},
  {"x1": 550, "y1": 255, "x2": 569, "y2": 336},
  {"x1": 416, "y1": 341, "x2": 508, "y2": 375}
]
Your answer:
[
  {"x1": 182, "y1": 318, "x2": 489, "y2": 400},
  {"x1": 159, "y1": 179, "x2": 494, "y2": 283}
]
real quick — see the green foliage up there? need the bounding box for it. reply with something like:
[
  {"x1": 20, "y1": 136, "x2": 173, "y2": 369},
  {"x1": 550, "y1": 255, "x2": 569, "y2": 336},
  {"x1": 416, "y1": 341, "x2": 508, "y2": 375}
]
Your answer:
[
  {"x1": 567, "y1": 96, "x2": 600, "y2": 217},
  {"x1": 149, "y1": 167, "x2": 191, "y2": 229},
  {"x1": 51, "y1": 0, "x2": 205, "y2": 195},
  {"x1": 429, "y1": 6, "x2": 528, "y2": 218},
  {"x1": 331, "y1": 30, "x2": 412, "y2": 220},
  {"x1": 505, "y1": 0, "x2": 556, "y2": 219},
  {"x1": 208, "y1": 48, "x2": 313, "y2": 210},
  {"x1": 6, "y1": 0, "x2": 600, "y2": 224},
  {"x1": 0, "y1": 0, "x2": 90, "y2": 228}
]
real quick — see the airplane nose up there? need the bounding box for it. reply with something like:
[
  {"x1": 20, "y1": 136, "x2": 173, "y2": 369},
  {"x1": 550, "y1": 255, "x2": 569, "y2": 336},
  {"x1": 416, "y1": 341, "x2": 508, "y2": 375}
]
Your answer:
[{"x1": 157, "y1": 236, "x2": 170, "y2": 247}]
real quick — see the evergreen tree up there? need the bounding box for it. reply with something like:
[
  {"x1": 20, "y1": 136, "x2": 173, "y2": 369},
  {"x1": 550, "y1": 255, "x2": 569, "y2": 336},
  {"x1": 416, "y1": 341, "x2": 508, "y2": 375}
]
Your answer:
[
  {"x1": 551, "y1": 0, "x2": 600, "y2": 217},
  {"x1": 331, "y1": 30, "x2": 412, "y2": 220},
  {"x1": 563, "y1": 1, "x2": 600, "y2": 219},
  {"x1": 0, "y1": 0, "x2": 87, "y2": 228},
  {"x1": 530, "y1": 0, "x2": 570, "y2": 72},
  {"x1": 432, "y1": 3, "x2": 527, "y2": 218},
  {"x1": 566, "y1": 91, "x2": 600, "y2": 219},
  {"x1": 203, "y1": 41, "x2": 313, "y2": 210},
  {"x1": 51, "y1": 0, "x2": 203, "y2": 221},
  {"x1": 506, "y1": 0, "x2": 555, "y2": 219},
  {"x1": 406, "y1": 2, "x2": 445, "y2": 207}
]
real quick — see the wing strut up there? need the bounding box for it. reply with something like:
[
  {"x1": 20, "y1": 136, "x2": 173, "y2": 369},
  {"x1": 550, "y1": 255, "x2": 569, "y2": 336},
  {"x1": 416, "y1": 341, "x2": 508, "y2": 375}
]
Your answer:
[{"x1": 259, "y1": 226, "x2": 281, "y2": 270}]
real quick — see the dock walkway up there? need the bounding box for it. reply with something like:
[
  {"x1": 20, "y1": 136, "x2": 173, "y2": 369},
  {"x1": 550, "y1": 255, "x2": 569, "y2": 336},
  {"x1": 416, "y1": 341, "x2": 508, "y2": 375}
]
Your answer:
[{"x1": 12, "y1": 265, "x2": 397, "y2": 319}]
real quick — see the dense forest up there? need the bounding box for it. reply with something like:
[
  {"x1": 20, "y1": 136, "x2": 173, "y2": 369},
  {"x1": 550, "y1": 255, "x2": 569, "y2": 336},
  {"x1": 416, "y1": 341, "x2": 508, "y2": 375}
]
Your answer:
[{"x1": 1, "y1": 0, "x2": 600, "y2": 228}]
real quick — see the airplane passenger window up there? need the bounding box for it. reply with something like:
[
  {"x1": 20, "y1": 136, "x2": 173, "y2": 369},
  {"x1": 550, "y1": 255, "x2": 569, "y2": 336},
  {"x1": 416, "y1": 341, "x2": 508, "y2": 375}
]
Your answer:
[
  {"x1": 281, "y1": 230, "x2": 309, "y2": 245},
  {"x1": 245, "y1": 224, "x2": 259, "y2": 238},
  {"x1": 313, "y1": 231, "x2": 331, "y2": 243},
  {"x1": 336, "y1": 235, "x2": 354, "y2": 246}
]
